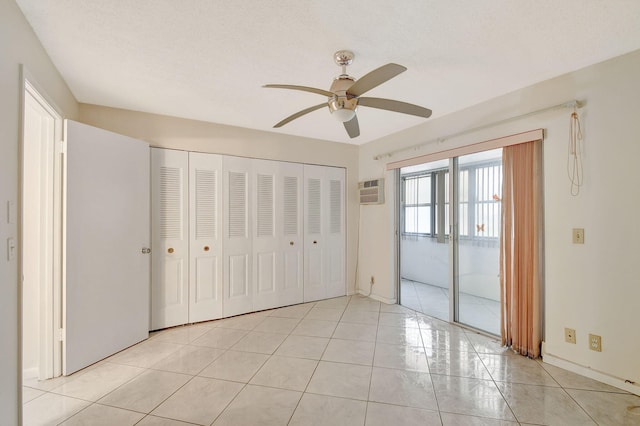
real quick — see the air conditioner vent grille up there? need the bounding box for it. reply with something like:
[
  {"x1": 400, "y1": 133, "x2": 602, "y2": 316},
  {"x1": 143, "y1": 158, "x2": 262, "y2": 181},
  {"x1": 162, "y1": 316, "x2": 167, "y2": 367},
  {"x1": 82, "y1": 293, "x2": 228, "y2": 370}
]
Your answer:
[{"x1": 358, "y1": 178, "x2": 384, "y2": 205}]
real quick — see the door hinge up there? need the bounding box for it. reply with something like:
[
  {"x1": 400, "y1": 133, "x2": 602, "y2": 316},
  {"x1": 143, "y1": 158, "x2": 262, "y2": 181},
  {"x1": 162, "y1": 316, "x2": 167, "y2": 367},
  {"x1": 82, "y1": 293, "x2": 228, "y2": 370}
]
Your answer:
[
  {"x1": 57, "y1": 328, "x2": 65, "y2": 342},
  {"x1": 57, "y1": 140, "x2": 66, "y2": 154}
]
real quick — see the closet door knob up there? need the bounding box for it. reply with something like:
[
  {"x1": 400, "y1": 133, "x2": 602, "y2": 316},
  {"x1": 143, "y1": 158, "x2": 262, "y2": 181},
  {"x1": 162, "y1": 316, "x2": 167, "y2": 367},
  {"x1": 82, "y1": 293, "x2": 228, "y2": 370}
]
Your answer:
[
  {"x1": 290, "y1": 241, "x2": 294, "y2": 246},
  {"x1": 313, "y1": 240, "x2": 317, "y2": 244},
  {"x1": 167, "y1": 247, "x2": 174, "y2": 254},
  {"x1": 204, "y1": 246, "x2": 210, "y2": 252}
]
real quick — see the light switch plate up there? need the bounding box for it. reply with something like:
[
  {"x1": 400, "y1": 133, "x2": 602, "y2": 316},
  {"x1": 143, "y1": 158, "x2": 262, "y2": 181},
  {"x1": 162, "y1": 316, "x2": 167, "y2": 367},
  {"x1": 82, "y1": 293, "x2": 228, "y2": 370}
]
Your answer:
[
  {"x1": 7, "y1": 237, "x2": 16, "y2": 261},
  {"x1": 572, "y1": 228, "x2": 584, "y2": 244}
]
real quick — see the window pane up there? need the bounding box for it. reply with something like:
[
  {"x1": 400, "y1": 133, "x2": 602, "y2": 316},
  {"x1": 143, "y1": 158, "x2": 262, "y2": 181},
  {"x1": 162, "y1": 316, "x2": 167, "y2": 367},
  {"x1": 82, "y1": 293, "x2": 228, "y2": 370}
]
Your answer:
[
  {"x1": 459, "y1": 202, "x2": 469, "y2": 236},
  {"x1": 445, "y1": 204, "x2": 450, "y2": 235},
  {"x1": 445, "y1": 172, "x2": 449, "y2": 202},
  {"x1": 417, "y1": 175, "x2": 431, "y2": 203},
  {"x1": 445, "y1": 172, "x2": 450, "y2": 234},
  {"x1": 417, "y1": 206, "x2": 431, "y2": 234},
  {"x1": 405, "y1": 207, "x2": 418, "y2": 233},
  {"x1": 405, "y1": 178, "x2": 417, "y2": 204},
  {"x1": 472, "y1": 163, "x2": 502, "y2": 238},
  {"x1": 459, "y1": 169, "x2": 469, "y2": 202}
]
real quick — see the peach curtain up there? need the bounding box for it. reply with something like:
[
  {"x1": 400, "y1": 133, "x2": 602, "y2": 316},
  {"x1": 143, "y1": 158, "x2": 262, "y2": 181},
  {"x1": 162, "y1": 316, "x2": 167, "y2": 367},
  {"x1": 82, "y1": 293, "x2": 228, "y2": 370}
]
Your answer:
[{"x1": 500, "y1": 139, "x2": 543, "y2": 358}]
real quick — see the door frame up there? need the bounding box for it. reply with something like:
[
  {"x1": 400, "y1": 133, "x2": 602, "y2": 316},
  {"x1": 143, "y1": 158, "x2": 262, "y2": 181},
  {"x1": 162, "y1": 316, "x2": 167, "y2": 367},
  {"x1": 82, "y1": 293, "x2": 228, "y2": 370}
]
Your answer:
[{"x1": 20, "y1": 67, "x2": 64, "y2": 381}]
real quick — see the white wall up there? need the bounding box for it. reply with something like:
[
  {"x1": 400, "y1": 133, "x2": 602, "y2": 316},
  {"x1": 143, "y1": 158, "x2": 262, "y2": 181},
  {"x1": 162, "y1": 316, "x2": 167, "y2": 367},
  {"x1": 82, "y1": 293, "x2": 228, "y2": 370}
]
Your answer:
[
  {"x1": 359, "y1": 49, "x2": 640, "y2": 392},
  {"x1": 78, "y1": 105, "x2": 360, "y2": 296},
  {"x1": 0, "y1": 1, "x2": 78, "y2": 423},
  {"x1": 401, "y1": 237, "x2": 449, "y2": 287},
  {"x1": 401, "y1": 237, "x2": 500, "y2": 301}
]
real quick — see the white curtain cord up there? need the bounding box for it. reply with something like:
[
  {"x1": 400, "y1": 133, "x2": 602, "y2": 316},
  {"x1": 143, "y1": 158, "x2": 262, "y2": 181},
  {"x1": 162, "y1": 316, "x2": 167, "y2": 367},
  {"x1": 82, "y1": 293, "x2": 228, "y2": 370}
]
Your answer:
[{"x1": 567, "y1": 109, "x2": 583, "y2": 196}]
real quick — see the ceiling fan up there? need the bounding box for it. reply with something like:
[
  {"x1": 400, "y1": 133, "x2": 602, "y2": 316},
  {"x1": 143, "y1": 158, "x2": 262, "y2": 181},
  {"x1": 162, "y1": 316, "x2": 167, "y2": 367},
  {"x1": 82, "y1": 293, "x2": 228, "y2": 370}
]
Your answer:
[{"x1": 264, "y1": 50, "x2": 433, "y2": 138}]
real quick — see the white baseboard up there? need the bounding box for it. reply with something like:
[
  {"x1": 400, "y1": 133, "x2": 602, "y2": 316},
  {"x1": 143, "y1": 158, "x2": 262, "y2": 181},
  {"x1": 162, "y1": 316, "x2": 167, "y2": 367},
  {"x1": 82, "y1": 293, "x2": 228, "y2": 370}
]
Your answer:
[
  {"x1": 22, "y1": 367, "x2": 38, "y2": 381},
  {"x1": 357, "y1": 289, "x2": 396, "y2": 305},
  {"x1": 543, "y1": 352, "x2": 640, "y2": 396}
]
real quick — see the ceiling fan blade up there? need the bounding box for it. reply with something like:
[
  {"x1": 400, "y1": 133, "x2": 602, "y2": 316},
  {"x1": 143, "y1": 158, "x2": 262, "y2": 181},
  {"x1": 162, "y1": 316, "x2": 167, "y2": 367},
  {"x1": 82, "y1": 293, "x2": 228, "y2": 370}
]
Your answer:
[
  {"x1": 263, "y1": 84, "x2": 335, "y2": 98},
  {"x1": 273, "y1": 103, "x2": 326, "y2": 128},
  {"x1": 343, "y1": 115, "x2": 360, "y2": 138},
  {"x1": 347, "y1": 63, "x2": 407, "y2": 97},
  {"x1": 358, "y1": 97, "x2": 432, "y2": 118}
]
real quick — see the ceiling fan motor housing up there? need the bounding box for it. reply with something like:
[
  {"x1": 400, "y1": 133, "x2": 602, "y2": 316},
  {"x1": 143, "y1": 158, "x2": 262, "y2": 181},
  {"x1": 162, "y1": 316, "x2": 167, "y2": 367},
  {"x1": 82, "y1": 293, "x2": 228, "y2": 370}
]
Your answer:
[{"x1": 329, "y1": 75, "x2": 358, "y2": 115}]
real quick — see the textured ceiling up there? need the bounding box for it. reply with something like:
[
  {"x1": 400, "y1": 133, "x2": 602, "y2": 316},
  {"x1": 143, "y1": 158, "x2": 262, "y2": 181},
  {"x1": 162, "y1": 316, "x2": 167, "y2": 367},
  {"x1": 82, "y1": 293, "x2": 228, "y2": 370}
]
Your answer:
[{"x1": 15, "y1": 0, "x2": 640, "y2": 145}]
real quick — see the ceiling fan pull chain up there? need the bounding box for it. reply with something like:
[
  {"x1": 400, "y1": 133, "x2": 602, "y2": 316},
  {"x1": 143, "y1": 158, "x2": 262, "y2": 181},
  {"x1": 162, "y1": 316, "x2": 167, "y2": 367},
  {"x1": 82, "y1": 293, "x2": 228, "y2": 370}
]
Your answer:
[{"x1": 567, "y1": 107, "x2": 583, "y2": 196}]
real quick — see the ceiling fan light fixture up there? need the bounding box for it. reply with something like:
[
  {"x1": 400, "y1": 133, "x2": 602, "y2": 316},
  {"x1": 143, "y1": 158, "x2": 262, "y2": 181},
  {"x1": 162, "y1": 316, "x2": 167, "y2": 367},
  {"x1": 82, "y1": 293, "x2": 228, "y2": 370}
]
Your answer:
[
  {"x1": 328, "y1": 95, "x2": 358, "y2": 122},
  {"x1": 331, "y1": 107, "x2": 356, "y2": 122}
]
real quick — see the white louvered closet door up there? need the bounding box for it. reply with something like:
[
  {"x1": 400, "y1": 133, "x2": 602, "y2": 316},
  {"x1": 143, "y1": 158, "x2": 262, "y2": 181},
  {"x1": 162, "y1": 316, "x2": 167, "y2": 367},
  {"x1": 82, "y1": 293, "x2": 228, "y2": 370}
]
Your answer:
[
  {"x1": 252, "y1": 159, "x2": 279, "y2": 311},
  {"x1": 279, "y1": 162, "x2": 304, "y2": 306},
  {"x1": 303, "y1": 165, "x2": 326, "y2": 302},
  {"x1": 324, "y1": 167, "x2": 346, "y2": 298},
  {"x1": 252, "y1": 160, "x2": 304, "y2": 310},
  {"x1": 189, "y1": 152, "x2": 223, "y2": 322},
  {"x1": 223, "y1": 156, "x2": 253, "y2": 316},
  {"x1": 151, "y1": 148, "x2": 189, "y2": 330}
]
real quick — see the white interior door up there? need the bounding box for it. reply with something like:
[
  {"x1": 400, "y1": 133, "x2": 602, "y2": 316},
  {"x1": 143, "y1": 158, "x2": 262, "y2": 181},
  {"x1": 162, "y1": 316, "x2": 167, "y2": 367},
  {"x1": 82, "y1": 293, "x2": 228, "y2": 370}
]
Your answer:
[
  {"x1": 151, "y1": 148, "x2": 189, "y2": 330},
  {"x1": 252, "y1": 159, "x2": 279, "y2": 311},
  {"x1": 189, "y1": 152, "x2": 223, "y2": 322},
  {"x1": 324, "y1": 167, "x2": 346, "y2": 298},
  {"x1": 280, "y1": 162, "x2": 304, "y2": 306},
  {"x1": 223, "y1": 156, "x2": 253, "y2": 316},
  {"x1": 252, "y1": 160, "x2": 303, "y2": 310},
  {"x1": 64, "y1": 120, "x2": 149, "y2": 375},
  {"x1": 303, "y1": 165, "x2": 325, "y2": 302}
]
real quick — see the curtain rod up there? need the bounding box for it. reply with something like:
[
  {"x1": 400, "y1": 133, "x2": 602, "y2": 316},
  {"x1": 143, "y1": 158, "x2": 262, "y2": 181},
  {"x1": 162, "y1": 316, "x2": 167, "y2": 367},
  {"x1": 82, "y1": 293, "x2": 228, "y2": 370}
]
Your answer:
[{"x1": 373, "y1": 100, "x2": 584, "y2": 161}]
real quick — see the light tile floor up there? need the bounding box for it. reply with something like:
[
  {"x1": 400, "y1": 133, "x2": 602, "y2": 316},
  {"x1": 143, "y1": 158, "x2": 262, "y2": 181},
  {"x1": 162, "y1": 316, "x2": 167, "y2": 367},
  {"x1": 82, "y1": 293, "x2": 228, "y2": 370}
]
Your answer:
[
  {"x1": 401, "y1": 279, "x2": 501, "y2": 335},
  {"x1": 23, "y1": 295, "x2": 640, "y2": 425}
]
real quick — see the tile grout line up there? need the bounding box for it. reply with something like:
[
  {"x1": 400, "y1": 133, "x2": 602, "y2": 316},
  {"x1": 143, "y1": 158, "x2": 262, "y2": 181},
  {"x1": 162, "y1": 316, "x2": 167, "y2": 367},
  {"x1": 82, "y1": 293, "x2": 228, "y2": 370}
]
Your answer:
[
  {"x1": 477, "y1": 345, "x2": 521, "y2": 424},
  {"x1": 286, "y1": 295, "x2": 352, "y2": 425},
  {"x1": 363, "y1": 303, "x2": 380, "y2": 425},
  {"x1": 417, "y1": 313, "x2": 446, "y2": 426}
]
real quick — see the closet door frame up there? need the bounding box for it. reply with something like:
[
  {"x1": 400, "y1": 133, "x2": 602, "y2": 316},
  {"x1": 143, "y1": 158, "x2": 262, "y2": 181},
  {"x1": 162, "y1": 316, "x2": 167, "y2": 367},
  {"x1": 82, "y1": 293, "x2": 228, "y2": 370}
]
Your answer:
[{"x1": 150, "y1": 149, "x2": 346, "y2": 326}]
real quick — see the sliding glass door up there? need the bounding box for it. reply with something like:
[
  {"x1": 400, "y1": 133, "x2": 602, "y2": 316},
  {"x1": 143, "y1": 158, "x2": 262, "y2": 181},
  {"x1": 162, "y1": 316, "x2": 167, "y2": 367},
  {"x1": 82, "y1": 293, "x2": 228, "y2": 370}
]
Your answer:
[
  {"x1": 399, "y1": 159, "x2": 450, "y2": 321},
  {"x1": 454, "y1": 149, "x2": 502, "y2": 334},
  {"x1": 399, "y1": 149, "x2": 502, "y2": 335}
]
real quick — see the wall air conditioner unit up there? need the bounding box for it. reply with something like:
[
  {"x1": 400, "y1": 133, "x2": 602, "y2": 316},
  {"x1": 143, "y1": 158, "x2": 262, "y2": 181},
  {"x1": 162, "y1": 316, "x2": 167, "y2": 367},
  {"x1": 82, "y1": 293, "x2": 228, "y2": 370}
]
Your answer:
[{"x1": 359, "y1": 178, "x2": 385, "y2": 205}]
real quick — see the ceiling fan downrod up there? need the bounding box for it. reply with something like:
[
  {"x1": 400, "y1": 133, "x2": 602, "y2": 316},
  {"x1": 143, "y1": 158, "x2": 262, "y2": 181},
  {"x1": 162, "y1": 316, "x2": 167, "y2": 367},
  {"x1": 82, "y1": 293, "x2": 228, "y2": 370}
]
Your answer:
[{"x1": 333, "y1": 50, "x2": 354, "y2": 77}]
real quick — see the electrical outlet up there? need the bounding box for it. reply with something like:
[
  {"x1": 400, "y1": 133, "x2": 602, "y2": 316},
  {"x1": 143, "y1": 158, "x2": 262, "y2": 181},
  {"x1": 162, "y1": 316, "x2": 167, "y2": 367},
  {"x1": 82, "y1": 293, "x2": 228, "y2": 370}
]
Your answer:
[
  {"x1": 370, "y1": 276, "x2": 375, "y2": 285},
  {"x1": 564, "y1": 327, "x2": 576, "y2": 344},
  {"x1": 589, "y1": 334, "x2": 602, "y2": 352},
  {"x1": 572, "y1": 228, "x2": 585, "y2": 244}
]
